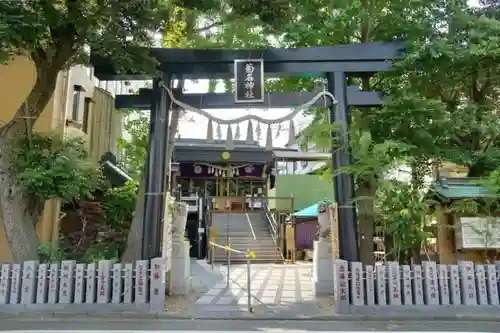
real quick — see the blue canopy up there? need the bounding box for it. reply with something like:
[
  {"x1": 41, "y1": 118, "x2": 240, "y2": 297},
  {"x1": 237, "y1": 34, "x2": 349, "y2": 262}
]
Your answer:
[
  {"x1": 292, "y1": 203, "x2": 319, "y2": 217},
  {"x1": 292, "y1": 199, "x2": 335, "y2": 218}
]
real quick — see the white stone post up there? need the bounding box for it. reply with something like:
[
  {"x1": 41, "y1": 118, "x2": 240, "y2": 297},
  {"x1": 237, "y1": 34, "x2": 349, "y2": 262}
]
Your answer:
[
  {"x1": 386, "y1": 262, "x2": 401, "y2": 305},
  {"x1": 150, "y1": 258, "x2": 167, "y2": 311},
  {"x1": 485, "y1": 264, "x2": 499, "y2": 305},
  {"x1": 0, "y1": 264, "x2": 11, "y2": 304},
  {"x1": 422, "y1": 261, "x2": 439, "y2": 305},
  {"x1": 9, "y1": 264, "x2": 21, "y2": 304},
  {"x1": 313, "y1": 240, "x2": 333, "y2": 295},
  {"x1": 47, "y1": 263, "x2": 59, "y2": 304},
  {"x1": 401, "y1": 265, "x2": 413, "y2": 305},
  {"x1": 21, "y1": 261, "x2": 38, "y2": 304},
  {"x1": 170, "y1": 235, "x2": 191, "y2": 295},
  {"x1": 74, "y1": 263, "x2": 86, "y2": 304},
  {"x1": 449, "y1": 264, "x2": 461, "y2": 305},
  {"x1": 364, "y1": 265, "x2": 375, "y2": 305},
  {"x1": 134, "y1": 260, "x2": 148, "y2": 304},
  {"x1": 59, "y1": 260, "x2": 76, "y2": 303},
  {"x1": 112, "y1": 263, "x2": 123, "y2": 304},
  {"x1": 459, "y1": 261, "x2": 477, "y2": 305},
  {"x1": 97, "y1": 260, "x2": 112, "y2": 304},
  {"x1": 36, "y1": 264, "x2": 48, "y2": 304},
  {"x1": 412, "y1": 264, "x2": 424, "y2": 305},
  {"x1": 437, "y1": 264, "x2": 450, "y2": 305},
  {"x1": 475, "y1": 264, "x2": 488, "y2": 305},
  {"x1": 123, "y1": 263, "x2": 134, "y2": 304},
  {"x1": 375, "y1": 265, "x2": 387, "y2": 305},
  {"x1": 349, "y1": 262, "x2": 364, "y2": 306},
  {"x1": 85, "y1": 263, "x2": 97, "y2": 304},
  {"x1": 332, "y1": 259, "x2": 349, "y2": 312}
]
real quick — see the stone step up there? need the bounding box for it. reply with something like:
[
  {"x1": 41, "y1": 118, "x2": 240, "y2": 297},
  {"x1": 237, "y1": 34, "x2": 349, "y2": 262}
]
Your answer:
[
  {"x1": 212, "y1": 253, "x2": 281, "y2": 259},
  {"x1": 213, "y1": 254, "x2": 284, "y2": 260},
  {"x1": 212, "y1": 247, "x2": 281, "y2": 253},
  {"x1": 213, "y1": 237, "x2": 272, "y2": 241},
  {"x1": 218, "y1": 235, "x2": 272, "y2": 237},
  {"x1": 212, "y1": 245, "x2": 278, "y2": 251},
  {"x1": 211, "y1": 231, "x2": 268, "y2": 235},
  {"x1": 214, "y1": 251, "x2": 280, "y2": 258},
  {"x1": 212, "y1": 257, "x2": 283, "y2": 263},
  {"x1": 212, "y1": 256, "x2": 282, "y2": 262},
  {"x1": 212, "y1": 238, "x2": 276, "y2": 244},
  {"x1": 212, "y1": 240, "x2": 275, "y2": 244},
  {"x1": 212, "y1": 239, "x2": 275, "y2": 244},
  {"x1": 213, "y1": 244, "x2": 277, "y2": 249},
  {"x1": 212, "y1": 246, "x2": 278, "y2": 251},
  {"x1": 212, "y1": 239, "x2": 276, "y2": 244},
  {"x1": 213, "y1": 259, "x2": 284, "y2": 264}
]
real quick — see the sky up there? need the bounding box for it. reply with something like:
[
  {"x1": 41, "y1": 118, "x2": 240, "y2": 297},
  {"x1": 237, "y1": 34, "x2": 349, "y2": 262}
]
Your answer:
[
  {"x1": 176, "y1": 0, "x2": 482, "y2": 147},
  {"x1": 131, "y1": 0, "x2": 482, "y2": 148},
  {"x1": 177, "y1": 80, "x2": 312, "y2": 148}
]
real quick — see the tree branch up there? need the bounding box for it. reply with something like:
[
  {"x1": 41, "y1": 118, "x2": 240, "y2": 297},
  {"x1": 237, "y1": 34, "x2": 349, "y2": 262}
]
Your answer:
[{"x1": 193, "y1": 21, "x2": 223, "y2": 33}]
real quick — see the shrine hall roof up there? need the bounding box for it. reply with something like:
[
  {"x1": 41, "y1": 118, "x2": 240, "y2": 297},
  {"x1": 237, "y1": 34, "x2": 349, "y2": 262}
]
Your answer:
[
  {"x1": 174, "y1": 138, "x2": 262, "y2": 149},
  {"x1": 431, "y1": 177, "x2": 493, "y2": 202}
]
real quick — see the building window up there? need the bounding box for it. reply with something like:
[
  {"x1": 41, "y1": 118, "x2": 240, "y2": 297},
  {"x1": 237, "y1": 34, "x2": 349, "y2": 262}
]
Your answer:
[
  {"x1": 83, "y1": 97, "x2": 91, "y2": 133},
  {"x1": 71, "y1": 85, "x2": 85, "y2": 122}
]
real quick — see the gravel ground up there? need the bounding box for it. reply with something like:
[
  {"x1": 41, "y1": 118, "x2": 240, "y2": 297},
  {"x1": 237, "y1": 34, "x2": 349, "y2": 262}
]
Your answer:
[{"x1": 164, "y1": 274, "x2": 210, "y2": 313}]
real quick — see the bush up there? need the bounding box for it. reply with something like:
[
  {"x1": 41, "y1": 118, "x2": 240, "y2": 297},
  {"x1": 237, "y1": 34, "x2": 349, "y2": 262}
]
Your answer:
[{"x1": 9, "y1": 133, "x2": 102, "y2": 202}]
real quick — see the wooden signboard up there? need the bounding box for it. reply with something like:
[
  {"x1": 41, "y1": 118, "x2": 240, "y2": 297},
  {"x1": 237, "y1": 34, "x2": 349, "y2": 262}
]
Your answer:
[{"x1": 329, "y1": 204, "x2": 339, "y2": 260}]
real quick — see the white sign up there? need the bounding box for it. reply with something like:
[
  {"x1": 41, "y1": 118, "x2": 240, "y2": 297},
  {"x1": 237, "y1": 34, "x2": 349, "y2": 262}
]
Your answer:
[
  {"x1": 135, "y1": 260, "x2": 148, "y2": 304},
  {"x1": 0, "y1": 264, "x2": 11, "y2": 304},
  {"x1": 457, "y1": 217, "x2": 500, "y2": 249},
  {"x1": 36, "y1": 264, "x2": 48, "y2": 304},
  {"x1": 350, "y1": 262, "x2": 364, "y2": 306},
  {"x1": 401, "y1": 265, "x2": 413, "y2": 305}
]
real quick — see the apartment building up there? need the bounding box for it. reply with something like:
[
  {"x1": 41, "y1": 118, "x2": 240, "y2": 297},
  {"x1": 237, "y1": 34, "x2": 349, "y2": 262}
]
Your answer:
[{"x1": 0, "y1": 57, "x2": 123, "y2": 262}]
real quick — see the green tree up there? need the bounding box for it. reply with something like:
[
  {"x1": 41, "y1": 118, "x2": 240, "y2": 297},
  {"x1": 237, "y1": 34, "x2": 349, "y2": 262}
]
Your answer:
[
  {"x1": 450, "y1": 171, "x2": 500, "y2": 263},
  {"x1": 270, "y1": 0, "x2": 500, "y2": 264},
  {"x1": 119, "y1": 4, "x2": 283, "y2": 261},
  {"x1": 118, "y1": 111, "x2": 150, "y2": 180},
  {"x1": 269, "y1": 0, "x2": 442, "y2": 264},
  {"x1": 376, "y1": 180, "x2": 433, "y2": 264},
  {"x1": 0, "y1": 0, "x2": 295, "y2": 262}
]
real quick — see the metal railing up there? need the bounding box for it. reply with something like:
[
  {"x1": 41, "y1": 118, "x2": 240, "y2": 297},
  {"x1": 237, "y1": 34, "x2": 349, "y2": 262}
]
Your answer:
[
  {"x1": 263, "y1": 202, "x2": 278, "y2": 243},
  {"x1": 245, "y1": 213, "x2": 257, "y2": 240},
  {"x1": 263, "y1": 203, "x2": 285, "y2": 262}
]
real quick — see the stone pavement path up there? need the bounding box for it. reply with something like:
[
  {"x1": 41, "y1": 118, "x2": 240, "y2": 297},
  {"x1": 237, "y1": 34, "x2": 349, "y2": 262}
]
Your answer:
[{"x1": 184, "y1": 263, "x2": 331, "y2": 317}]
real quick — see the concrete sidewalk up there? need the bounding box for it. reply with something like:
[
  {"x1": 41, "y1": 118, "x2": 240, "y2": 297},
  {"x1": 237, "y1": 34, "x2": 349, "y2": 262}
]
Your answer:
[
  {"x1": 1, "y1": 317, "x2": 500, "y2": 332},
  {"x1": 1, "y1": 310, "x2": 500, "y2": 322}
]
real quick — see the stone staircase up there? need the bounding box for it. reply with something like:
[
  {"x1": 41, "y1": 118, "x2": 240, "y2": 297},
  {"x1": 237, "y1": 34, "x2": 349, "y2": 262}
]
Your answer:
[{"x1": 210, "y1": 212, "x2": 284, "y2": 264}]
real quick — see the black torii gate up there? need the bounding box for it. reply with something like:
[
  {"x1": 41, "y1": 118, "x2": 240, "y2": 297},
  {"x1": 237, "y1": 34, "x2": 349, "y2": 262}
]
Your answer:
[{"x1": 91, "y1": 41, "x2": 404, "y2": 262}]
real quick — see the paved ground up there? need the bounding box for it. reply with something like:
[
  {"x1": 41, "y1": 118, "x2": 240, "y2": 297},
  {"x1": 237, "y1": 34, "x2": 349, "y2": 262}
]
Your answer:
[
  {"x1": 196, "y1": 264, "x2": 314, "y2": 305},
  {"x1": 1, "y1": 318, "x2": 500, "y2": 332},
  {"x1": 185, "y1": 263, "x2": 331, "y2": 317}
]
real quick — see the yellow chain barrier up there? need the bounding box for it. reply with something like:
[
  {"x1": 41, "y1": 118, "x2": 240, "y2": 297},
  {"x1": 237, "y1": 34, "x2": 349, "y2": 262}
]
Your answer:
[
  {"x1": 209, "y1": 241, "x2": 256, "y2": 259},
  {"x1": 208, "y1": 240, "x2": 254, "y2": 313}
]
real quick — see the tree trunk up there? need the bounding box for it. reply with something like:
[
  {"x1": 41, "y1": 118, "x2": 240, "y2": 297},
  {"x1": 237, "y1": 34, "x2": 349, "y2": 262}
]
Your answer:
[
  {"x1": 0, "y1": 150, "x2": 41, "y2": 262},
  {"x1": 0, "y1": 64, "x2": 60, "y2": 263},
  {"x1": 122, "y1": 174, "x2": 146, "y2": 262},
  {"x1": 383, "y1": 234, "x2": 396, "y2": 261},
  {"x1": 411, "y1": 247, "x2": 422, "y2": 264},
  {"x1": 356, "y1": 180, "x2": 376, "y2": 265}
]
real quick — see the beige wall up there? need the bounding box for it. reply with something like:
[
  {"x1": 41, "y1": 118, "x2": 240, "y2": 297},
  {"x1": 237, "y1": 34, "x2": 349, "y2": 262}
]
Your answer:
[
  {"x1": 440, "y1": 162, "x2": 468, "y2": 178},
  {"x1": 64, "y1": 65, "x2": 95, "y2": 147},
  {"x1": 89, "y1": 87, "x2": 122, "y2": 159},
  {"x1": 0, "y1": 57, "x2": 117, "y2": 263},
  {"x1": 0, "y1": 57, "x2": 62, "y2": 262}
]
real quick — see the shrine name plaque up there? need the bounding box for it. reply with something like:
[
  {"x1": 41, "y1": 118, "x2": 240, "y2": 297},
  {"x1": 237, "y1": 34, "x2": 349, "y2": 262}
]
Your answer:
[{"x1": 234, "y1": 59, "x2": 264, "y2": 103}]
